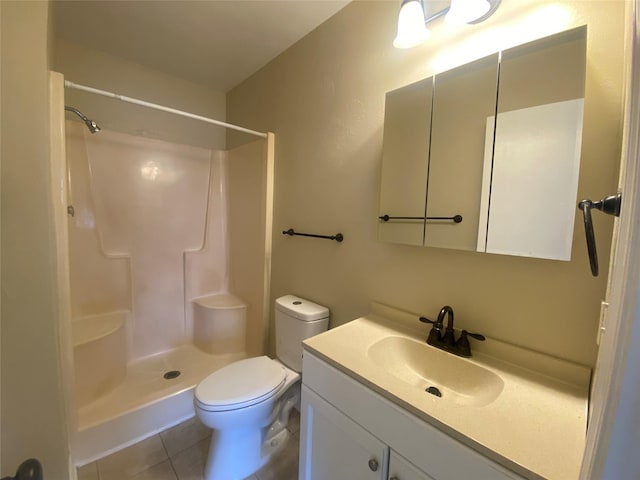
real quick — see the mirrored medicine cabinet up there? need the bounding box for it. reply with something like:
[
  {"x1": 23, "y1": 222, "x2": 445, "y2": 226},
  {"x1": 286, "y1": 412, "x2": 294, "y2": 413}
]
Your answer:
[{"x1": 378, "y1": 26, "x2": 587, "y2": 261}]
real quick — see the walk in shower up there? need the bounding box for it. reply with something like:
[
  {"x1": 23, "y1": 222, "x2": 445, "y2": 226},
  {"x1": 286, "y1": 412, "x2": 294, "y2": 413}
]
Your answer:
[{"x1": 49, "y1": 73, "x2": 274, "y2": 464}]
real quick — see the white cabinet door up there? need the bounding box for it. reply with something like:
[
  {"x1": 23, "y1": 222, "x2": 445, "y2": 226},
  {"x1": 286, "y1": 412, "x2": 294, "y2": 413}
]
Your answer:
[
  {"x1": 299, "y1": 385, "x2": 388, "y2": 480},
  {"x1": 388, "y1": 451, "x2": 435, "y2": 480}
]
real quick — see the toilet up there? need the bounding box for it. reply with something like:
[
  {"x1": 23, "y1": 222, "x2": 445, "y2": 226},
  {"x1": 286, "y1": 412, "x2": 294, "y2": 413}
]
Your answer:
[{"x1": 194, "y1": 294, "x2": 330, "y2": 480}]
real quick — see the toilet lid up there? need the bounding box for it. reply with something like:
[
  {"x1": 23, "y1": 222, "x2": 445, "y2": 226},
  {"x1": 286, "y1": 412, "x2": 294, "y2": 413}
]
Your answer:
[{"x1": 195, "y1": 356, "x2": 286, "y2": 409}]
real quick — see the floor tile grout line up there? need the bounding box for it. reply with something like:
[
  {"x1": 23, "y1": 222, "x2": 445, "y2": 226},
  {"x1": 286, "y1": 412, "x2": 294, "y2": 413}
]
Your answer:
[
  {"x1": 166, "y1": 456, "x2": 180, "y2": 480},
  {"x1": 147, "y1": 434, "x2": 172, "y2": 477},
  {"x1": 158, "y1": 431, "x2": 170, "y2": 457},
  {"x1": 100, "y1": 434, "x2": 171, "y2": 480},
  {"x1": 165, "y1": 442, "x2": 187, "y2": 480},
  {"x1": 155, "y1": 433, "x2": 181, "y2": 480},
  {"x1": 160, "y1": 428, "x2": 212, "y2": 460}
]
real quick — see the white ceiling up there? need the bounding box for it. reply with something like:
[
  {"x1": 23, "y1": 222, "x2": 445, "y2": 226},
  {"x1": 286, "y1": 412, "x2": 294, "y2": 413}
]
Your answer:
[{"x1": 53, "y1": 0, "x2": 351, "y2": 93}]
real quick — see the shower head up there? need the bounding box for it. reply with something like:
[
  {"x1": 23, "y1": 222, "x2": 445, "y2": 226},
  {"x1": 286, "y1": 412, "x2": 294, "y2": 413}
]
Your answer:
[{"x1": 64, "y1": 106, "x2": 101, "y2": 133}]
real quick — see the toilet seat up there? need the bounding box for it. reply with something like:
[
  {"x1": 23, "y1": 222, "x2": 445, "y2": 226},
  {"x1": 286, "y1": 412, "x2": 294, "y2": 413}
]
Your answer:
[{"x1": 195, "y1": 356, "x2": 286, "y2": 412}]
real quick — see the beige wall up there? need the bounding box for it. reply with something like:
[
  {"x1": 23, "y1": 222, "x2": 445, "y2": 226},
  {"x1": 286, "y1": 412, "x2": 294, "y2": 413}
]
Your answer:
[
  {"x1": 1, "y1": 1, "x2": 70, "y2": 477},
  {"x1": 54, "y1": 39, "x2": 227, "y2": 150},
  {"x1": 227, "y1": 0, "x2": 626, "y2": 367}
]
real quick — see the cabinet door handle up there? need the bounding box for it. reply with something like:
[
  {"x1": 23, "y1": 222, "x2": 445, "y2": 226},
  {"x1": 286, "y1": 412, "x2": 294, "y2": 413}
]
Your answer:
[{"x1": 368, "y1": 458, "x2": 379, "y2": 471}]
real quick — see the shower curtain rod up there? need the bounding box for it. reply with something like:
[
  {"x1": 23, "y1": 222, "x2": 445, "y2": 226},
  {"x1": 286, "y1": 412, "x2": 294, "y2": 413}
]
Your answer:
[{"x1": 64, "y1": 80, "x2": 268, "y2": 139}]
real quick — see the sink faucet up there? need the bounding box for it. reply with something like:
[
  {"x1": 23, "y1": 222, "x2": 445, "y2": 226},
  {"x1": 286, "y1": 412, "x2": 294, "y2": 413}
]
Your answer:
[
  {"x1": 438, "y1": 305, "x2": 456, "y2": 347},
  {"x1": 419, "y1": 305, "x2": 485, "y2": 357}
]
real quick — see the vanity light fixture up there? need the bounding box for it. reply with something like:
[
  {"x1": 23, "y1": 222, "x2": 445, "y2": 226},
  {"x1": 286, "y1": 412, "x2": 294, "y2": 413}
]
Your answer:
[
  {"x1": 393, "y1": 0, "x2": 430, "y2": 49},
  {"x1": 393, "y1": 0, "x2": 501, "y2": 49}
]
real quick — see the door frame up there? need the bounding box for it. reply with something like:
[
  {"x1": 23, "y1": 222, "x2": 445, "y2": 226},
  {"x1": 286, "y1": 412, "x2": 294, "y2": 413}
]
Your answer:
[{"x1": 580, "y1": 1, "x2": 640, "y2": 477}]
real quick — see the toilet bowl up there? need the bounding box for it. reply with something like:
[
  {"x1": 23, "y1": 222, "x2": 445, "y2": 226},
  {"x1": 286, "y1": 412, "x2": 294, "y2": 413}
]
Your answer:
[{"x1": 194, "y1": 295, "x2": 329, "y2": 480}]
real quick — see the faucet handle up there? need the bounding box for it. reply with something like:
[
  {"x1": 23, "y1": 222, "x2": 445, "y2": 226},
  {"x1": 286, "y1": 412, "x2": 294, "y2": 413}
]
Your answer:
[
  {"x1": 463, "y1": 330, "x2": 486, "y2": 341},
  {"x1": 419, "y1": 316, "x2": 442, "y2": 332},
  {"x1": 420, "y1": 317, "x2": 443, "y2": 346},
  {"x1": 454, "y1": 330, "x2": 485, "y2": 357},
  {"x1": 419, "y1": 316, "x2": 436, "y2": 325}
]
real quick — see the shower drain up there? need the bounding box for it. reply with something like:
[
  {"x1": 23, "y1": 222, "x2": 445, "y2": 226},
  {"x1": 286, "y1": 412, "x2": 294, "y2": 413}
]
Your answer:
[{"x1": 164, "y1": 370, "x2": 181, "y2": 380}]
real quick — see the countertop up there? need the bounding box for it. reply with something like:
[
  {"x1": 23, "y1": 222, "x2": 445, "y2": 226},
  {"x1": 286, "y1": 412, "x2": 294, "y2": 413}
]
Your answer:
[{"x1": 302, "y1": 302, "x2": 590, "y2": 480}]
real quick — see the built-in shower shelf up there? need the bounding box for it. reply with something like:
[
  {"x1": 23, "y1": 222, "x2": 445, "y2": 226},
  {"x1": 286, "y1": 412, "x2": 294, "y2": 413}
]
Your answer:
[
  {"x1": 193, "y1": 293, "x2": 246, "y2": 309},
  {"x1": 72, "y1": 311, "x2": 128, "y2": 347},
  {"x1": 73, "y1": 311, "x2": 128, "y2": 407},
  {"x1": 192, "y1": 293, "x2": 247, "y2": 355}
]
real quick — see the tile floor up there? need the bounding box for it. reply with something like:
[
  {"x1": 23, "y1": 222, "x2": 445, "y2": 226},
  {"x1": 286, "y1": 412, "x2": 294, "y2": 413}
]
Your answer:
[{"x1": 77, "y1": 411, "x2": 300, "y2": 480}]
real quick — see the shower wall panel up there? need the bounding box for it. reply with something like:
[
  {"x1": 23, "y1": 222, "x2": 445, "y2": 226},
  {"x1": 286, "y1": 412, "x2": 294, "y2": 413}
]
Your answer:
[
  {"x1": 184, "y1": 150, "x2": 230, "y2": 341},
  {"x1": 68, "y1": 123, "x2": 270, "y2": 364},
  {"x1": 227, "y1": 138, "x2": 273, "y2": 357},
  {"x1": 67, "y1": 121, "x2": 131, "y2": 318},
  {"x1": 75, "y1": 127, "x2": 216, "y2": 359}
]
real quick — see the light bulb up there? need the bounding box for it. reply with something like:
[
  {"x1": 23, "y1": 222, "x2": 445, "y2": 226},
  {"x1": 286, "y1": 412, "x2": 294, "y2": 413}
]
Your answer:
[{"x1": 393, "y1": 0, "x2": 429, "y2": 49}]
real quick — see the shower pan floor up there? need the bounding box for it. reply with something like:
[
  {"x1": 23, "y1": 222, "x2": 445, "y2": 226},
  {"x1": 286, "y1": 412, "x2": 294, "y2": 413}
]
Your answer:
[{"x1": 75, "y1": 343, "x2": 246, "y2": 464}]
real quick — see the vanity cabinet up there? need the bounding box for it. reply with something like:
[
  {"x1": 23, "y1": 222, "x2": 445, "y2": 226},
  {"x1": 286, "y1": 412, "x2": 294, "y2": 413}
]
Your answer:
[
  {"x1": 300, "y1": 350, "x2": 525, "y2": 480},
  {"x1": 301, "y1": 385, "x2": 433, "y2": 480},
  {"x1": 300, "y1": 385, "x2": 388, "y2": 480}
]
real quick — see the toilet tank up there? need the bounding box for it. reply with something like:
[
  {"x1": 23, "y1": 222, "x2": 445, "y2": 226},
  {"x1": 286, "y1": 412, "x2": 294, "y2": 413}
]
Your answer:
[{"x1": 275, "y1": 295, "x2": 329, "y2": 372}]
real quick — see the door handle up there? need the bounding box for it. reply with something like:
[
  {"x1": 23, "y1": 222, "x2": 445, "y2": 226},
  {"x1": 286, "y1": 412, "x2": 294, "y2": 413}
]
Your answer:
[{"x1": 578, "y1": 193, "x2": 621, "y2": 277}]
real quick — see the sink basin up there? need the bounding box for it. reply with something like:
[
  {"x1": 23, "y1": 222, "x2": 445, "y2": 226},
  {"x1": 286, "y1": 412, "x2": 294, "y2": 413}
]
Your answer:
[{"x1": 367, "y1": 336, "x2": 504, "y2": 407}]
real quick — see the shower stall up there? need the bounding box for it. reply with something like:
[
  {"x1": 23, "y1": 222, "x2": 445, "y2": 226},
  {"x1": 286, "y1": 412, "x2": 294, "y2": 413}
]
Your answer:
[{"x1": 49, "y1": 73, "x2": 274, "y2": 465}]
